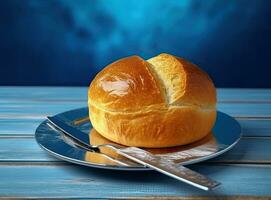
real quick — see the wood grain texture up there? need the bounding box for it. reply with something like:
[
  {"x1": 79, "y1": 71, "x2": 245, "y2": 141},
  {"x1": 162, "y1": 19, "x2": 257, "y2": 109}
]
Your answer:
[
  {"x1": 1, "y1": 102, "x2": 270, "y2": 118},
  {"x1": 0, "y1": 86, "x2": 87, "y2": 102},
  {"x1": 217, "y1": 103, "x2": 271, "y2": 117},
  {"x1": 237, "y1": 119, "x2": 271, "y2": 137},
  {"x1": 1, "y1": 87, "x2": 271, "y2": 102},
  {"x1": 1, "y1": 87, "x2": 271, "y2": 120},
  {"x1": 217, "y1": 88, "x2": 271, "y2": 103},
  {"x1": 1, "y1": 118, "x2": 270, "y2": 136},
  {"x1": 0, "y1": 87, "x2": 271, "y2": 198},
  {"x1": 0, "y1": 137, "x2": 269, "y2": 164},
  {"x1": 0, "y1": 137, "x2": 270, "y2": 164},
  {"x1": 0, "y1": 164, "x2": 270, "y2": 198}
]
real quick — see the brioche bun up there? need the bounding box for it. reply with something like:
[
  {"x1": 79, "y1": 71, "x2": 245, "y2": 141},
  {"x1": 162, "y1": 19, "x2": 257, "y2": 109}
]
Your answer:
[{"x1": 88, "y1": 53, "x2": 216, "y2": 148}]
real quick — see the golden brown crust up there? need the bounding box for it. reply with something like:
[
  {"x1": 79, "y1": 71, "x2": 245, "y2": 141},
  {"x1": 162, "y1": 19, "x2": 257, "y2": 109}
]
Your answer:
[
  {"x1": 89, "y1": 128, "x2": 217, "y2": 155},
  {"x1": 88, "y1": 56, "x2": 165, "y2": 111},
  {"x1": 89, "y1": 104, "x2": 216, "y2": 148},
  {"x1": 148, "y1": 53, "x2": 216, "y2": 107},
  {"x1": 88, "y1": 53, "x2": 217, "y2": 148}
]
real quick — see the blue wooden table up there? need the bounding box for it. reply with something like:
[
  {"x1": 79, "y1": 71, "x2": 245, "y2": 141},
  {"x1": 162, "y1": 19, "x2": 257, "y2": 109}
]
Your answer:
[{"x1": 1, "y1": 86, "x2": 271, "y2": 199}]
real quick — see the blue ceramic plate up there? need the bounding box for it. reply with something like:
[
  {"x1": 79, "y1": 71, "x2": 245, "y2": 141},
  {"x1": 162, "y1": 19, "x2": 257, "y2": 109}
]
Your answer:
[{"x1": 35, "y1": 107, "x2": 241, "y2": 171}]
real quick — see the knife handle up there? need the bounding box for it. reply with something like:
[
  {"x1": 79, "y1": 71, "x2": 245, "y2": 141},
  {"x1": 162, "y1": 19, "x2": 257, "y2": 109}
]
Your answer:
[{"x1": 117, "y1": 147, "x2": 220, "y2": 191}]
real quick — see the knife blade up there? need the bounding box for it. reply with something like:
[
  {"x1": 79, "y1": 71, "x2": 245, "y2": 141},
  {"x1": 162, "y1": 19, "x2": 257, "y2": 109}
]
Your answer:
[{"x1": 47, "y1": 116, "x2": 221, "y2": 191}]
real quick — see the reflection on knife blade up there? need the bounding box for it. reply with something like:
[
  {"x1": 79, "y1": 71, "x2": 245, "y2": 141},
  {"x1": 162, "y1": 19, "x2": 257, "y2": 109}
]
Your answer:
[
  {"x1": 47, "y1": 116, "x2": 221, "y2": 190},
  {"x1": 48, "y1": 121, "x2": 141, "y2": 167},
  {"x1": 89, "y1": 128, "x2": 220, "y2": 165}
]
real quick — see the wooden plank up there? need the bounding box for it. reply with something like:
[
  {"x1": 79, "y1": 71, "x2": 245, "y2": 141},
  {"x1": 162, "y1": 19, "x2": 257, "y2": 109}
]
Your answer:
[
  {"x1": 0, "y1": 119, "x2": 42, "y2": 135},
  {"x1": 0, "y1": 137, "x2": 269, "y2": 164},
  {"x1": 210, "y1": 137, "x2": 271, "y2": 163},
  {"x1": 1, "y1": 102, "x2": 271, "y2": 120},
  {"x1": 0, "y1": 137, "x2": 56, "y2": 162},
  {"x1": 217, "y1": 103, "x2": 271, "y2": 117},
  {"x1": 0, "y1": 118, "x2": 271, "y2": 137},
  {"x1": 237, "y1": 119, "x2": 271, "y2": 137},
  {"x1": 0, "y1": 101, "x2": 86, "y2": 114},
  {"x1": 0, "y1": 102, "x2": 86, "y2": 120},
  {"x1": 217, "y1": 88, "x2": 271, "y2": 102},
  {"x1": 0, "y1": 86, "x2": 87, "y2": 102},
  {"x1": 0, "y1": 164, "x2": 270, "y2": 198},
  {"x1": 1, "y1": 88, "x2": 271, "y2": 119},
  {"x1": 0, "y1": 87, "x2": 271, "y2": 103}
]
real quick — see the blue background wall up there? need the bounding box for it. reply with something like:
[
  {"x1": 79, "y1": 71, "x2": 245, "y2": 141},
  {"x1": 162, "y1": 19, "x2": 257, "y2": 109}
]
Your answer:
[{"x1": 0, "y1": 0, "x2": 270, "y2": 87}]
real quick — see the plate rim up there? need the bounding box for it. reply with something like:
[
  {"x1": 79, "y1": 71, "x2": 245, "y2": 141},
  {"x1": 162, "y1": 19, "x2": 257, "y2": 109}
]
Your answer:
[{"x1": 35, "y1": 107, "x2": 242, "y2": 171}]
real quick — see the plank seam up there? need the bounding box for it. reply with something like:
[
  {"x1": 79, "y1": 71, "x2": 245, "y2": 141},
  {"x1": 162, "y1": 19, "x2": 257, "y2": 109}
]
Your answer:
[{"x1": 0, "y1": 161, "x2": 270, "y2": 167}]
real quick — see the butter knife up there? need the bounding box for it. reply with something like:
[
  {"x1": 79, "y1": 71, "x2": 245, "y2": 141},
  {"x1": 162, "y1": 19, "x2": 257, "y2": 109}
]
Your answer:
[{"x1": 47, "y1": 116, "x2": 221, "y2": 191}]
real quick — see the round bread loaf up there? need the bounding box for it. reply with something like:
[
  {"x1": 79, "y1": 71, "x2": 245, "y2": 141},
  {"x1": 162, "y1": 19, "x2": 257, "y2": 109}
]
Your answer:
[{"x1": 88, "y1": 53, "x2": 217, "y2": 148}]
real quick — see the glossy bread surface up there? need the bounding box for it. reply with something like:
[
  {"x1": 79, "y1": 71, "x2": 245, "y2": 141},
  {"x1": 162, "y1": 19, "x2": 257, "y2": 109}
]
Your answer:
[
  {"x1": 88, "y1": 53, "x2": 217, "y2": 147},
  {"x1": 88, "y1": 56, "x2": 165, "y2": 111}
]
